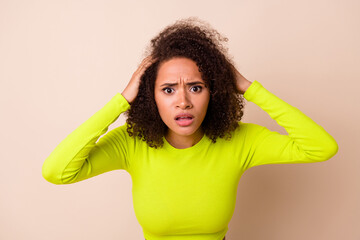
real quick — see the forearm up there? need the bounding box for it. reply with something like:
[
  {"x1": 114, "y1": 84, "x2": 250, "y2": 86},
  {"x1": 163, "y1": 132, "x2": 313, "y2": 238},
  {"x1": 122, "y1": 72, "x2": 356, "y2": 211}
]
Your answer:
[
  {"x1": 243, "y1": 81, "x2": 338, "y2": 168},
  {"x1": 42, "y1": 93, "x2": 130, "y2": 184}
]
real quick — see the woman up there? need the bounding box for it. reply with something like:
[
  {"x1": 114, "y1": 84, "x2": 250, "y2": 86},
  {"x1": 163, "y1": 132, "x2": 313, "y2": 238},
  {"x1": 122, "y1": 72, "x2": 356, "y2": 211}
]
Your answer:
[{"x1": 42, "y1": 17, "x2": 338, "y2": 240}]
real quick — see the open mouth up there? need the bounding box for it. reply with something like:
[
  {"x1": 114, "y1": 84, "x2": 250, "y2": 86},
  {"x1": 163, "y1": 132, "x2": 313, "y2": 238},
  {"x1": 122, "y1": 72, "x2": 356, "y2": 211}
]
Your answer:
[
  {"x1": 175, "y1": 117, "x2": 193, "y2": 120},
  {"x1": 175, "y1": 117, "x2": 194, "y2": 126}
]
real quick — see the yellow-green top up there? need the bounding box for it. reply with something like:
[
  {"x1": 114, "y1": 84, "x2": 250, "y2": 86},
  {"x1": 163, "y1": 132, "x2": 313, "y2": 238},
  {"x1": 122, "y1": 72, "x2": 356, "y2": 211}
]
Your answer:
[{"x1": 42, "y1": 80, "x2": 338, "y2": 240}]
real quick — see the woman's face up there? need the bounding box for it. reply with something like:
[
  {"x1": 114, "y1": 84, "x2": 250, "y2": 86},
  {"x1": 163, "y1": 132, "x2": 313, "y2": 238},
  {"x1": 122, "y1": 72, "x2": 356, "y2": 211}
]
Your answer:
[{"x1": 154, "y1": 57, "x2": 210, "y2": 140}]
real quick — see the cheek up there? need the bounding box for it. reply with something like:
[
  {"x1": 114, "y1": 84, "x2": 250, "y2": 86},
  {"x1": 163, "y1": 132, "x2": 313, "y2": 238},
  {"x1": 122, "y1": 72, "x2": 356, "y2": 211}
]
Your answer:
[
  {"x1": 199, "y1": 96, "x2": 210, "y2": 112},
  {"x1": 155, "y1": 96, "x2": 167, "y2": 116}
]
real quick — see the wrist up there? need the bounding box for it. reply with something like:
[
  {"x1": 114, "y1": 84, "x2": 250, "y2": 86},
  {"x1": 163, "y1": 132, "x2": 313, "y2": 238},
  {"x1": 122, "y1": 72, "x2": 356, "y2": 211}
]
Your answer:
[
  {"x1": 121, "y1": 90, "x2": 131, "y2": 104},
  {"x1": 240, "y1": 80, "x2": 252, "y2": 94}
]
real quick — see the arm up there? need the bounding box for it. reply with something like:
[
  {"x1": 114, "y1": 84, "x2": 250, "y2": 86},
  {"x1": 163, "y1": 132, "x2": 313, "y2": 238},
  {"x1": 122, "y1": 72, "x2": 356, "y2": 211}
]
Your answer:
[
  {"x1": 42, "y1": 55, "x2": 156, "y2": 184},
  {"x1": 42, "y1": 93, "x2": 131, "y2": 184},
  {"x1": 242, "y1": 81, "x2": 338, "y2": 170}
]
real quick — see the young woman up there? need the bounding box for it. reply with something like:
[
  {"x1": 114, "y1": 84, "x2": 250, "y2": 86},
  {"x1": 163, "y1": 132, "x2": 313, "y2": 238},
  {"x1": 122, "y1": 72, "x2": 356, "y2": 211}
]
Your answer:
[{"x1": 42, "y1": 17, "x2": 338, "y2": 240}]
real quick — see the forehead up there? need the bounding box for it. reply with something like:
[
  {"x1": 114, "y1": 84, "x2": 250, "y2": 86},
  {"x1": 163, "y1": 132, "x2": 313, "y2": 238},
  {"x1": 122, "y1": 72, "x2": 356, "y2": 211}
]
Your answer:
[{"x1": 156, "y1": 57, "x2": 203, "y2": 83}]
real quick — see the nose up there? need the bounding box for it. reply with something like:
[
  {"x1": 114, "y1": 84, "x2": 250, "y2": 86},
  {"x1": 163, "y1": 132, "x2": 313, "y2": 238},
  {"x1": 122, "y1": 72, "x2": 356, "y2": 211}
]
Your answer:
[{"x1": 176, "y1": 88, "x2": 192, "y2": 109}]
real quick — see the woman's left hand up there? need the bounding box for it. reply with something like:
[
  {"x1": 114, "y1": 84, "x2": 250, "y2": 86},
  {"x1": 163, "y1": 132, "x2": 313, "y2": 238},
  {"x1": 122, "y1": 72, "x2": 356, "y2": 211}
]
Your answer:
[{"x1": 230, "y1": 63, "x2": 253, "y2": 94}]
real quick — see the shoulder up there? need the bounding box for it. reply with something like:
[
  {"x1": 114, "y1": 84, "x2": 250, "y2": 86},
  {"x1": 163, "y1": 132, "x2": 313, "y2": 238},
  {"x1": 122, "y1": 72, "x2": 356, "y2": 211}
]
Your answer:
[
  {"x1": 110, "y1": 123, "x2": 148, "y2": 149},
  {"x1": 102, "y1": 123, "x2": 134, "y2": 146},
  {"x1": 235, "y1": 121, "x2": 267, "y2": 134},
  {"x1": 229, "y1": 121, "x2": 268, "y2": 143},
  {"x1": 111, "y1": 123, "x2": 135, "y2": 139}
]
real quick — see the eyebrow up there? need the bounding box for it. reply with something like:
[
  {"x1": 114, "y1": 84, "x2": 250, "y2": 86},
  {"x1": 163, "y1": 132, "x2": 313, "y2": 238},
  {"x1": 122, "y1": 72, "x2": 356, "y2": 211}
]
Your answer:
[{"x1": 160, "y1": 81, "x2": 205, "y2": 87}]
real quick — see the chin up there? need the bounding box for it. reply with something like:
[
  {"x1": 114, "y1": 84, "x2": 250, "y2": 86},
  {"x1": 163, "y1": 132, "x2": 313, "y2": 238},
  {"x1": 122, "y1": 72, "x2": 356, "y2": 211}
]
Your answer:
[{"x1": 170, "y1": 125, "x2": 200, "y2": 136}]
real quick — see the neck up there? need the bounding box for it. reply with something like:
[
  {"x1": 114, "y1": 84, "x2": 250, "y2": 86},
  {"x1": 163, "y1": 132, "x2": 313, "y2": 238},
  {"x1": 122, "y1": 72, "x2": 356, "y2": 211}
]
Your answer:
[{"x1": 165, "y1": 128, "x2": 204, "y2": 149}]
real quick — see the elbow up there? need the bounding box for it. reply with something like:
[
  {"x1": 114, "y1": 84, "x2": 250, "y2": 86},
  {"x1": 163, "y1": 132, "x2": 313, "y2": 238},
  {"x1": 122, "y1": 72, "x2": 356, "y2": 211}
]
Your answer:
[
  {"x1": 328, "y1": 139, "x2": 339, "y2": 160},
  {"x1": 319, "y1": 137, "x2": 339, "y2": 162},
  {"x1": 302, "y1": 137, "x2": 339, "y2": 163},
  {"x1": 42, "y1": 162, "x2": 63, "y2": 185}
]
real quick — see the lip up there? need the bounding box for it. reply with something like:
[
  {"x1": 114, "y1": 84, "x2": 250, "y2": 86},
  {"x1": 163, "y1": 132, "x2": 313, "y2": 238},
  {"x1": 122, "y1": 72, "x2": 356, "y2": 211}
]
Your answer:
[
  {"x1": 174, "y1": 113, "x2": 195, "y2": 120},
  {"x1": 175, "y1": 117, "x2": 194, "y2": 127},
  {"x1": 174, "y1": 113, "x2": 195, "y2": 127}
]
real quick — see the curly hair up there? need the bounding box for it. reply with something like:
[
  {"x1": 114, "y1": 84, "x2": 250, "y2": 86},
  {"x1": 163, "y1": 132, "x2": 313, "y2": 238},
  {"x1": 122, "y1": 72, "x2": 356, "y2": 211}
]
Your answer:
[{"x1": 124, "y1": 17, "x2": 245, "y2": 149}]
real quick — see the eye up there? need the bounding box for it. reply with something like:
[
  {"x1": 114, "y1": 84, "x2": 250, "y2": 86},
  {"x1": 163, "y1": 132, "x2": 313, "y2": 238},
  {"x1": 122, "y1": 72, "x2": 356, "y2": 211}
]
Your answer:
[
  {"x1": 162, "y1": 87, "x2": 174, "y2": 94},
  {"x1": 190, "y1": 86, "x2": 203, "y2": 93}
]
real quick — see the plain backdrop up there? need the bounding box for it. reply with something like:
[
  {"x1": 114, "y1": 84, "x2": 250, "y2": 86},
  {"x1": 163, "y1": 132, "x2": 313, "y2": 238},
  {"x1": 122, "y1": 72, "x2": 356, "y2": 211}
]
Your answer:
[{"x1": 0, "y1": 0, "x2": 359, "y2": 239}]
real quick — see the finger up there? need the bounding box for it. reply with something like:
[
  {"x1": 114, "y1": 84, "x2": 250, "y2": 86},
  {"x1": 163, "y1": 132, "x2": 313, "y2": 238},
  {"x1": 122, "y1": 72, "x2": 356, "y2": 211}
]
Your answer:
[
  {"x1": 139, "y1": 56, "x2": 156, "y2": 71},
  {"x1": 142, "y1": 58, "x2": 154, "y2": 67},
  {"x1": 142, "y1": 55, "x2": 154, "y2": 63},
  {"x1": 138, "y1": 56, "x2": 153, "y2": 68}
]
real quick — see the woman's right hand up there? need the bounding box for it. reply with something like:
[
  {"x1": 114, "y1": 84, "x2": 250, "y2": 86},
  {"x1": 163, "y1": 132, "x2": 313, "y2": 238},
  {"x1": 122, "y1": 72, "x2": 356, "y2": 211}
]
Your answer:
[{"x1": 121, "y1": 55, "x2": 157, "y2": 104}]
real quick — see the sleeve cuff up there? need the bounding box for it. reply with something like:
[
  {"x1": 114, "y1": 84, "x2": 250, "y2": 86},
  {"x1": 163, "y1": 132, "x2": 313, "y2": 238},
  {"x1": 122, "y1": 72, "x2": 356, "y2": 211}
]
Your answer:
[
  {"x1": 114, "y1": 93, "x2": 131, "y2": 111},
  {"x1": 243, "y1": 80, "x2": 263, "y2": 101}
]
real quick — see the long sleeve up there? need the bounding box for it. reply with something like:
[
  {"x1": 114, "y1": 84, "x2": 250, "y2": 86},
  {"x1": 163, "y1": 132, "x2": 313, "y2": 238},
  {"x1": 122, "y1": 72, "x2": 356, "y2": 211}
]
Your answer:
[
  {"x1": 242, "y1": 80, "x2": 338, "y2": 169},
  {"x1": 42, "y1": 93, "x2": 131, "y2": 184}
]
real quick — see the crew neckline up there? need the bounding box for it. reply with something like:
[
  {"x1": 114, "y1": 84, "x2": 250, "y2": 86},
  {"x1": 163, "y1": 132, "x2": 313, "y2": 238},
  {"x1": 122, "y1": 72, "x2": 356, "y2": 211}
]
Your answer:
[{"x1": 162, "y1": 133, "x2": 208, "y2": 153}]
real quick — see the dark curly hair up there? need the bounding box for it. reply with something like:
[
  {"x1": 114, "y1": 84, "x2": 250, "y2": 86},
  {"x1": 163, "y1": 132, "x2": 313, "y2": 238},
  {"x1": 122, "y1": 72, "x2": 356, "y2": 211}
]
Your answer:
[{"x1": 124, "y1": 17, "x2": 245, "y2": 149}]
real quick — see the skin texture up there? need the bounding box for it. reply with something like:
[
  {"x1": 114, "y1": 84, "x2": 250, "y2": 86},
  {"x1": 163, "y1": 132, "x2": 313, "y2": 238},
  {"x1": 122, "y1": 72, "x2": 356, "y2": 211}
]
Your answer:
[{"x1": 154, "y1": 57, "x2": 210, "y2": 149}]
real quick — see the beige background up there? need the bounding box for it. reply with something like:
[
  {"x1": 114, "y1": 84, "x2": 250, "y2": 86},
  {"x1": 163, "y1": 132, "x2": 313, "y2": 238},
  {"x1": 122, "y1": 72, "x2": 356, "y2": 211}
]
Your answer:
[{"x1": 0, "y1": 0, "x2": 358, "y2": 239}]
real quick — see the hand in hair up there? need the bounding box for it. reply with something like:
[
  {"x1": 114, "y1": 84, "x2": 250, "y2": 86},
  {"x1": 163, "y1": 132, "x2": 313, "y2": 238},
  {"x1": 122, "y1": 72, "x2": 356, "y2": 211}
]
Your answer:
[
  {"x1": 230, "y1": 63, "x2": 253, "y2": 95},
  {"x1": 122, "y1": 55, "x2": 157, "y2": 104}
]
